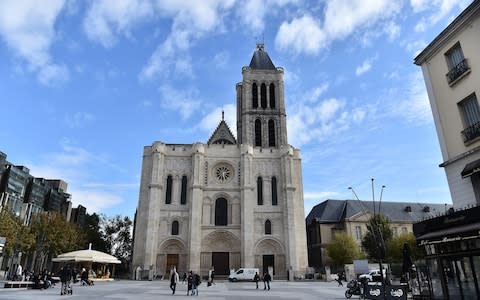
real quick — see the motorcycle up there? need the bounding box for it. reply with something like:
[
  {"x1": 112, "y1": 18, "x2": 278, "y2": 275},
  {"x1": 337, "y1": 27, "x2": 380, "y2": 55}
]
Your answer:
[{"x1": 345, "y1": 279, "x2": 365, "y2": 299}]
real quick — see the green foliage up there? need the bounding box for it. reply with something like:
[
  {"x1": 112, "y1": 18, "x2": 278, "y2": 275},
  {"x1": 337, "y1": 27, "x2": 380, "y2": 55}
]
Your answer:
[
  {"x1": 361, "y1": 214, "x2": 393, "y2": 261},
  {"x1": 0, "y1": 210, "x2": 35, "y2": 256},
  {"x1": 326, "y1": 232, "x2": 361, "y2": 267},
  {"x1": 387, "y1": 232, "x2": 423, "y2": 263},
  {"x1": 82, "y1": 213, "x2": 109, "y2": 252},
  {"x1": 30, "y1": 212, "x2": 84, "y2": 258}
]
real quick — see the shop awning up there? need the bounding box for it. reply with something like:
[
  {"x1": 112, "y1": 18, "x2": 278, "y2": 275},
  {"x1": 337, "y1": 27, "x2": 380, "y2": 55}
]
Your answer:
[
  {"x1": 417, "y1": 221, "x2": 480, "y2": 242},
  {"x1": 461, "y1": 159, "x2": 480, "y2": 178}
]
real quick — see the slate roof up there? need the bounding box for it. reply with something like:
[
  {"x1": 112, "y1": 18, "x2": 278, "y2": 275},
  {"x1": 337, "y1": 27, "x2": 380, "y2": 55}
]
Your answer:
[
  {"x1": 306, "y1": 199, "x2": 451, "y2": 225},
  {"x1": 249, "y1": 44, "x2": 276, "y2": 70}
]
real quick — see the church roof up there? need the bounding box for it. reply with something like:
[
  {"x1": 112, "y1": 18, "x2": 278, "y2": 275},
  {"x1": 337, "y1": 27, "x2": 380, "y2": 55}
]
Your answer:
[
  {"x1": 249, "y1": 43, "x2": 276, "y2": 70},
  {"x1": 208, "y1": 115, "x2": 237, "y2": 145}
]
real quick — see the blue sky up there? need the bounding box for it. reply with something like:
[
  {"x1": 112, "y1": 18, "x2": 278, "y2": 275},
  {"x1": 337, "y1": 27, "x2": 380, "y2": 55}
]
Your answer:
[{"x1": 0, "y1": 0, "x2": 472, "y2": 218}]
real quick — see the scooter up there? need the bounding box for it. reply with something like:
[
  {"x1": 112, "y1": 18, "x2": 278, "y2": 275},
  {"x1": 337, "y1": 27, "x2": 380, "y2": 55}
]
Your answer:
[{"x1": 345, "y1": 279, "x2": 365, "y2": 299}]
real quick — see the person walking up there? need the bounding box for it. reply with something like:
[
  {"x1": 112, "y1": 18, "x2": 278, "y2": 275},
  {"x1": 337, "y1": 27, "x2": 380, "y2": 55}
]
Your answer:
[
  {"x1": 187, "y1": 271, "x2": 193, "y2": 296},
  {"x1": 264, "y1": 272, "x2": 271, "y2": 290},
  {"x1": 210, "y1": 267, "x2": 215, "y2": 285},
  {"x1": 170, "y1": 267, "x2": 179, "y2": 295},
  {"x1": 182, "y1": 272, "x2": 187, "y2": 284},
  {"x1": 254, "y1": 272, "x2": 260, "y2": 289},
  {"x1": 336, "y1": 273, "x2": 343, "y2": 286},
  {"x1": 192, "y1": 272, "x2": 201, "y2": 296}
]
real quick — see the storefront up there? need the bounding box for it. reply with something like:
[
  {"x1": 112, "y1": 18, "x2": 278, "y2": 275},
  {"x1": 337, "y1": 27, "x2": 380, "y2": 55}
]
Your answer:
[{"x1": 414, "y1": 206, "x2": 480, "y2": 299}]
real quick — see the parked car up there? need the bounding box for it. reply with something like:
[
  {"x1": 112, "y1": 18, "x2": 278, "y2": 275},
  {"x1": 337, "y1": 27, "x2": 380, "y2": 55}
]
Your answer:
[
  {"x1": 228, "y1": 268, "x2": 259, "y2": 282},
  {"x1": 358, "y1": 269, "x2": 386, "y2": 281}
]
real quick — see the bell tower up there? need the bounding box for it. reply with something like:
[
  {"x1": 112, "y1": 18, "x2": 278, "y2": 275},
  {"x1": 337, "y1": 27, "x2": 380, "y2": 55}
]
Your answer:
[{"x1": 236, "y1": 44, "x2": 288, "y2": 147}]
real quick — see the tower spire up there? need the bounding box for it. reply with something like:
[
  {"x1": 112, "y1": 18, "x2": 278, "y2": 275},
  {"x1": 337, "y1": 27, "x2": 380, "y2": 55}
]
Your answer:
[{"x1": 222, "y1": 110, "x2": 224, "y2": 121}]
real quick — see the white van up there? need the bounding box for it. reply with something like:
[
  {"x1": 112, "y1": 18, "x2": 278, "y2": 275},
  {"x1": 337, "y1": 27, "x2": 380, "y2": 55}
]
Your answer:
[{"x1": 228, "y1": 268, "x2": 260, "y2": 282}]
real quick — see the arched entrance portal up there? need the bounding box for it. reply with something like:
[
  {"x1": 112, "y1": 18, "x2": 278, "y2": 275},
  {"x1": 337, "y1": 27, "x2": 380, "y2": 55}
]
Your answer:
[
  {"x1": 156, "y1": 238, "x2": 187, "y2": 278},
  {"x1": 201, "y1": 231, "x2": 241, "y2": 276},
  {"x1": 255, "y1": 238, "x2": 286, "y2": 278}
]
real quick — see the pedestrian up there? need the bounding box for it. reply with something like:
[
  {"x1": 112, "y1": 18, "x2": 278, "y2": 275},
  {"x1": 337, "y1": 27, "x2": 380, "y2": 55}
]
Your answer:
[
  {"x1": 170, "y1": 267, "x2": 179, "y2": 295},
  {"x1": 264, "y1": 272, "x2": 271, "y2": 290},
  {"x1": 210, "y1": 267, "x2": 215, "y2": 285},
  {"x1": 4, "y1": 266, "x2": 8, "y2": 280},
  {"x1": 187, "y1": 271, "x2": 193, "y2": 296},
  {"x1": 192, "y1": 272, "x2": 201, "y2": 296},
  {"x1": 182, "y1": 272, "x2": 187, "y2": 284},
  {"x1": 254, "y1": 272, "x2": 260, "y2": 289},
  {"x1": 336, "y1": 273, "x2": 343, "y2": 286},
  {"x1": 15, "y1": 264, "x2": 22, "y2": 281}
]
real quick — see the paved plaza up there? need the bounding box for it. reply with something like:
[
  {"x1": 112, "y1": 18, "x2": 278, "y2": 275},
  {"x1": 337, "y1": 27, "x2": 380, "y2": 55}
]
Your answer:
[{"x1": 0, "y1": 280, "x2": 349, "y2": 300}]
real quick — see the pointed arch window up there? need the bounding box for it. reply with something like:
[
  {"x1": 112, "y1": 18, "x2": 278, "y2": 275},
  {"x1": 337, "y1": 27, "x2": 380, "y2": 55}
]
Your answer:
[
  {"x1": 252, "y1": 83, "x2": 258, "y2": 108},
  {"x1": 269, "y1": 83, "x2": 275, "y2": 108},
  {"x1": 271, "y1": 176, "x2": 278, "y2": 206},
  {"x1": 215, "y1": 198, "x2": 228, "y2": 226},
  {"x1": 268, "y1": 120, "x2": 275, "y2": 147},
  {"x1": 255, "y1": 119, "x2": 262, "y2": 147},
  {"x1": 257, "y1": 176, "x2": 263, "y2": 205},
  {"x1": 171, "y1": 220, "x2": 179, "y2": 235},
  {"x1": 265, "y1": 220, "x2": 272, "y2": 235},
  {"x1": 261, "y1": 83, "x2": 267, "y2": 108},
  {"x1": 165, "y1": 175, "x2": 173, "y2": 204},
  {"x1": 180, "y1": 176, "x2": 187, "y2": 205}
]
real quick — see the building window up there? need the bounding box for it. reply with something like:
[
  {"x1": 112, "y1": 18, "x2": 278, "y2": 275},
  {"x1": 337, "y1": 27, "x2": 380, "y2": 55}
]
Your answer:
[
  {"x1": 459, "y1": 94, "x2": 480, "y2": 143},
  {"x1": 401, "y1": 227, "x2": 408, "y2": 233},
  {"x1": 355, "y1": 226, "x2": 362, "y2": 240},
  {"x1": 255, "y1": 119, "x2": 262, "y2": 147},
  {"x1": 445, "y1": 43, "x2": 469, "y2": 84},
  {"x1": 171, "y1": 220, "x2": 179, "y2": 235},
  {"x1": 271, "y1": 176, "x2": 278, "y2": 206},
  {"x1": 261, "y1": 83, "x2": 267, "y2": 108},
  {"x1": 180, "y1": 176, "x2": 187, "y2": 205},
  {"x1": 265, "y1": 220, "x2": 272, "y2": 235},
  {"x1": 215, "y1": 198, "x2": 227, "y2": 226},
  {"x1": 165, "y1": 175, "x2": 172, "y2": 204},
  {"x1": 269, "y1": 83, "x2": 275, "y2": 108},
  {"x1": 252, "y1": 83, "x2": 258, "y2": 108},
  {"x1": 268, "y1": 120, "x2": 275, "y2": 147},
  {"x1": 392, "y1": 227, "x2": 398, "y2": 237},
  {"x1": 257, "y1": 177, "x2": 263, "y2": 205}
]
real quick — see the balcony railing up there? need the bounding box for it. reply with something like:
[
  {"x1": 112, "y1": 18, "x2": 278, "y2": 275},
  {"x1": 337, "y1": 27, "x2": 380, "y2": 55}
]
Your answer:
[
  {"x1": 446, "y1": 59, "x2": 469, "y2": 84},
  {"x1": 461, "y1": 121, "x2": 480, "y2": 143}
]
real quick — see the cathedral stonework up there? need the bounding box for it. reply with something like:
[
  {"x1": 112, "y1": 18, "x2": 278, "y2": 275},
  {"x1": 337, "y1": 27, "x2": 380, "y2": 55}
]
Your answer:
[{"x1": 132, "y1": 44, "x2": 308, "y2": 280}]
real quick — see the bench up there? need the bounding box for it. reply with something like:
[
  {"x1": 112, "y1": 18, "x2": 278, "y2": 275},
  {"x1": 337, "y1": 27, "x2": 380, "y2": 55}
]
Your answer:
[{"x1": 4, "y1": 281, "x2": 34, "y2": 288}]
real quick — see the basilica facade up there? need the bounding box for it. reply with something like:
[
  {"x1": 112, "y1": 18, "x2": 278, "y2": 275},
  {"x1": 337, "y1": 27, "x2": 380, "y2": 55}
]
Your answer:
[{"x1": 132, "y1": 44, "x2": 308, "y2": 280}]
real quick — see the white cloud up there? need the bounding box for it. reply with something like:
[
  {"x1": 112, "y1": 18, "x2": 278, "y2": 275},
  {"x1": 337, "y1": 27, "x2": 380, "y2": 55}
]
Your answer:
[
  {"x1": 275, "y1": 0, "x2": 401, "y2": 55},
  {"x1": 306, "y1": 83, "x2": 329, "y2": 103},
  {"x1": 236, "y1": 0, "x2": 298, "y2": 33},
  {"x1": 412, "y1": 0, "x2": 471, "y2": 32},
  {"x1": 389, "y1": 72, "x2": 433, "y2": 125},
  {"x1": 356, "y1": 61, "x2": 372, "y2": 76},
  {"x1": 83, "y1": 0, "x2": 155, "y2": 47},
  {"x1": 25, "y1": 142, "x2": 132, "y2": 213},
  {"x1": 304, "y1": 191, "x2": 340, "y2": 200},
  {"x1": 65, "y1": 112, "x2": 95, "y2": 128},
  {"x1": 403, "y1": 39, "x2": 427, "y2": 56},
  {"x1": 275, "y1": 15, "x2": 326, "y2": 55},
  {"x1": 0, "y1": 0, "x2": 69, "y2": 85},
  {"x1": 213, "y1": 51, "x2": 230, "y2": 69},
  {"x1": 158, "y1": 85, "x2": 201, "y2": 120},
  {"x1": 199, "y1": 103, "x2": 236, "y2": 136}
]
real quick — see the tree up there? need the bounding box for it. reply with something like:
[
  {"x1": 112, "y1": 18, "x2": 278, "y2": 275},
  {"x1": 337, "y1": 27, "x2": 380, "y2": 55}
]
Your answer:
[
  {"x1": 30, "y1": 212, "x2": 84, "y2": 272},
  {"x1": 326, "y1": 232, "x2": 361, "y2": 267},
  {"x1": 361, "y1": 214, "x2": 393, "y2": 261},
  {"x1": 82, "y1": 213, "x2": 109, "y2": 252},
  {"x1": 387, "y1": 232, "x2": 423, "y2": 263},
  {"x1": 101, "y1": 215, "x2": 133, "y2": 275},
  {"x1": 0, "y1": 210, "x2": 35, "y2": 257}
]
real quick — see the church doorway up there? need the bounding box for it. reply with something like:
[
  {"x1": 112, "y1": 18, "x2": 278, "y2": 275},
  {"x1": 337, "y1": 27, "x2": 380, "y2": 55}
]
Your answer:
[
  {"x1": 263, "y1": 254, "x2": 275, "y2": 275},
  {"x1": 166, "y1": 254, "x2": 179, "y2": 274},
  {"x1": 212, "y1": 252, "x2": 229, "y2": 275}
]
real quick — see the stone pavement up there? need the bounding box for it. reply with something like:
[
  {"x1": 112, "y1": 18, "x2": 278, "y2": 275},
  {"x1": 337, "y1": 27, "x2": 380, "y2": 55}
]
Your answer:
[{"x1": 0, "y1": 280, "x2": 349, "y2": 300}]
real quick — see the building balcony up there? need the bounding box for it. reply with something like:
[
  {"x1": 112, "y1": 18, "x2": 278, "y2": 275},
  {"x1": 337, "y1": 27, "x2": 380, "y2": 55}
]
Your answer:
[
  {"x1": 461, "y1": 121, "x2": 480, "y2": 143},
  {"x1": 446, "y1": 59, "x2": 470, "y2": 85}
]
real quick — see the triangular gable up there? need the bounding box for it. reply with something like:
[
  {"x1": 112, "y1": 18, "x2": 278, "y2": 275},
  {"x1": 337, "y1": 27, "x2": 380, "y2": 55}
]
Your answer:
[{"x1": 208, "y1": 120, "x2": 237, "y2": 145}]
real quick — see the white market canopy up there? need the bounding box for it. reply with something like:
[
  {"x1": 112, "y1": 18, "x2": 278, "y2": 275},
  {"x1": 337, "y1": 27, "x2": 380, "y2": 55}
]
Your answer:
[{"x1": 52, "y1": 244, "x2": 121, "y2": 264}]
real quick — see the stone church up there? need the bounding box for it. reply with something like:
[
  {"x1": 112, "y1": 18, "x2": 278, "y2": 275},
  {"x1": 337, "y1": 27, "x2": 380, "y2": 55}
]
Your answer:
[{"x1": 132, "y1": 44, "x2": 308, "y2": 280}]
